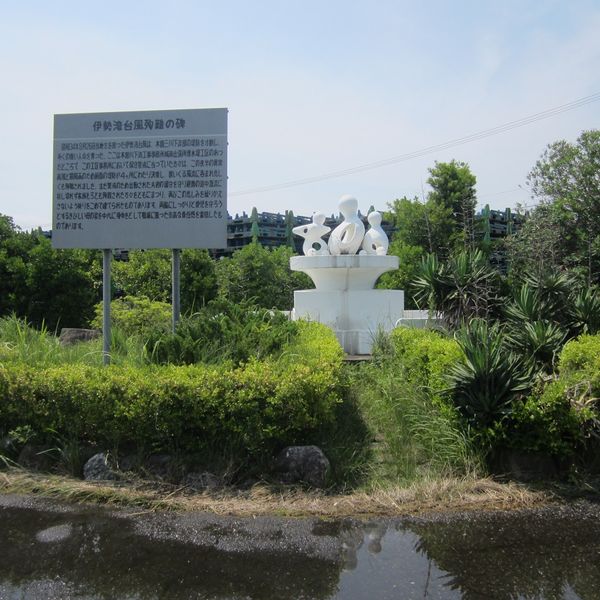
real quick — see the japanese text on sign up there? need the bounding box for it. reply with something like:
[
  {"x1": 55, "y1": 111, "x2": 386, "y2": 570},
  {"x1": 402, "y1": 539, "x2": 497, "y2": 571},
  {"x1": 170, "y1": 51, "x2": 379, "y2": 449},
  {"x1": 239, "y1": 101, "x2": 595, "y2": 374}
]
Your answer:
[{"x1": 52, "y1": 108, "x2": 227, "y2": 249}]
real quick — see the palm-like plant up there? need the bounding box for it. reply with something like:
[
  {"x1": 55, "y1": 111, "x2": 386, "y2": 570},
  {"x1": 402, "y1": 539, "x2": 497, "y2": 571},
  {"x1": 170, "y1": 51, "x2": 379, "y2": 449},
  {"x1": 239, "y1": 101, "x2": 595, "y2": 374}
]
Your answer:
[
  {"x1": 448, "y1": 320, "x2": 534, "y2": 431},
  {"x1": 412, "y1": 250, "x2": 500, "y2": 329},
  {"x1": 570, "y1": 286, "x2": 600, "y2": 335}
]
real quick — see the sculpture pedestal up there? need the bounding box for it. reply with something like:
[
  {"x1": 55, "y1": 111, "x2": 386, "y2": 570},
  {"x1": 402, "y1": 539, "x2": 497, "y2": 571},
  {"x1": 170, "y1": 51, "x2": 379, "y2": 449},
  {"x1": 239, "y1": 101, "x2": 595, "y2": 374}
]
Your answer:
[{"x1": 290, "y1": 255, "x2": 404, "y2": 355}]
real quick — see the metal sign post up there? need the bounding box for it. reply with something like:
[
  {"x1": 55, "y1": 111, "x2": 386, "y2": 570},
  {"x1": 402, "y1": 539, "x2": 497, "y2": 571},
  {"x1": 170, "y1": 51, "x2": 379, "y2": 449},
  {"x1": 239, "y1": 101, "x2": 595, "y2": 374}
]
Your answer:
[
  {"x1": 102, "y1": 249, "x2": 112, "y2": 365},
  {"x1": 172, "y1": 248, "x2": 181, "y2": 332}
]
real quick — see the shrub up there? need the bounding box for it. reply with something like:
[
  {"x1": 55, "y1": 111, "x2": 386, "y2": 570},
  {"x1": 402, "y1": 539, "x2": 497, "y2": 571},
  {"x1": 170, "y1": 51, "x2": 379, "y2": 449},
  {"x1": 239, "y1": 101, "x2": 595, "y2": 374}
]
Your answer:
[
  {"x1": 559, "y1": 334, "x2": 600, "y2": 381},
  {"x1": 145, "y1": 299, "x2": 299, "y2": 366},
  {"x1": 506, "y1": 381, "x2": 590, "y2": 457},
  {"x1": 0, "y1": 321, "x2": 344, "y2": 472},
  {"x1": 91, "y1": 295, "x2": 172, "y2": 339},
  {"x1": 501, "y1": 334, "x2": 600, "y2": 460},
  {"x1": 387, "y1": 326, "x2": 463, "y2": 404}
]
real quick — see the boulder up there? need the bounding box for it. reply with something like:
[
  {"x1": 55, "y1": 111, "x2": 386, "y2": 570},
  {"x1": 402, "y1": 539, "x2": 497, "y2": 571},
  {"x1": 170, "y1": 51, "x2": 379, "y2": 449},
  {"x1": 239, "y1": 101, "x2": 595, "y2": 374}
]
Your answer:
[
  {"x1": 275, "y1": 445, "x2": 330, "y2": 488},
  {"x1": 83, "y1": 453, "x2": 118, "y2": 481},
  {"x1": 184, "y1": 471, "x2": 221, "y2": 491},
  {"x1": 144, "y1": 454, "x2": 175, "y2": 479},
  {"x1": 59, "y1": 328, "x2": 101, "y2": 346},
  {"x1": 17, "y1": 444, "x2": 55, "y2": 471}
]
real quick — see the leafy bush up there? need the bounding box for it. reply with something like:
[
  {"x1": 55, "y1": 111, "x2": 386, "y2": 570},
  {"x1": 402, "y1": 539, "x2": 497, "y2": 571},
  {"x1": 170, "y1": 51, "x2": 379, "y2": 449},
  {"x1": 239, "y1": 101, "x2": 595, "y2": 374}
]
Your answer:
[
  {"x1": 0, "y1": 321, "x2": 344, "y2": 470},
  {"x1": 386, "y1": 326, "x2": 463, "y2": 404},
  {"x1": 92, "y1": 295, "x2": 172, "y2": 339},
  {"x1": 499, "y1": 334, "x2": 600, "y2": 460},
  {"x1": 506, "y1": 381, "x2": 591, "y2": 457},
  {"x1": 559, "y1": 334, "x2": 600, "y2": 379},
  {"x1": 145, "y1": 299, "x2": 299, "y2": 366}
]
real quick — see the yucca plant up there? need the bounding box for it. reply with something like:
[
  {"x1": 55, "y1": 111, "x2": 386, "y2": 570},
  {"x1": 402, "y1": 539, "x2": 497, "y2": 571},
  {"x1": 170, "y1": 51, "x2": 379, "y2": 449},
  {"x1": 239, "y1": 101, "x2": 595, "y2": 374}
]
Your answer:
[
  {"x1": 506, "y1": 320, "x2": 567, "y2": 374},
  {"x1": 413, "y1": 250, "x2": 500, "y2": 329},
  {"x1": 448, "y1": 320, "x2": 534, "y2": 432},
  {"x1": 569, "y1": 286, "x2": 600, "y2": 335}
]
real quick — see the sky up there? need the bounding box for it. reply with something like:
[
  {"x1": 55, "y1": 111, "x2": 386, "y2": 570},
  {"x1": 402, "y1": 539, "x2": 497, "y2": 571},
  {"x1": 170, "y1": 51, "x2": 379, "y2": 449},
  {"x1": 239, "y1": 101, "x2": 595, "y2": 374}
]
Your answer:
[{"x1": 1, "y1": 0, "x2": 599, "y2": 230}]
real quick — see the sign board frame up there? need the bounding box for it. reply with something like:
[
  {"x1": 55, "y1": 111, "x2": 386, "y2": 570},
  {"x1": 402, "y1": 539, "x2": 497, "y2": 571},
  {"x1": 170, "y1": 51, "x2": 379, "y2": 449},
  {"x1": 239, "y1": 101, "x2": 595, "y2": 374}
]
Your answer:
[{"x1": 52, "y1": 108, "x2": 227, "y2": 249}]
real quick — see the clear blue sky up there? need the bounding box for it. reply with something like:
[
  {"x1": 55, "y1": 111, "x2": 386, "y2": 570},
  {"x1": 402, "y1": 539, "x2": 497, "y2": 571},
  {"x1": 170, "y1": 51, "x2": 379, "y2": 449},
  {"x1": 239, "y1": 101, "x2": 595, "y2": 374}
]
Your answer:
[{"x1": 1, "y1": 0, "x2": 599, "y2": 229}]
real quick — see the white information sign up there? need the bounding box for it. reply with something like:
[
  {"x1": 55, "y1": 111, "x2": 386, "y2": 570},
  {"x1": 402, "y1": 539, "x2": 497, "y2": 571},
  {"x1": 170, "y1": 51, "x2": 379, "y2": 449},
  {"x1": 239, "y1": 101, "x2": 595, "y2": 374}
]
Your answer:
[{"x1": 52, "y1": 108, "x2": 227, "y2": 249}]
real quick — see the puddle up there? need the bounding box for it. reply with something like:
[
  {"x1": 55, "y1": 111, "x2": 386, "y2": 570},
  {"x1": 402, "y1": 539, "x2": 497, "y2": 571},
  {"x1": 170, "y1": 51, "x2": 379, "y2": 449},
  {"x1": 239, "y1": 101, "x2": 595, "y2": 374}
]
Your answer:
[{"x1": 1, "y1": 496, "x2": 599, "y2": 598}]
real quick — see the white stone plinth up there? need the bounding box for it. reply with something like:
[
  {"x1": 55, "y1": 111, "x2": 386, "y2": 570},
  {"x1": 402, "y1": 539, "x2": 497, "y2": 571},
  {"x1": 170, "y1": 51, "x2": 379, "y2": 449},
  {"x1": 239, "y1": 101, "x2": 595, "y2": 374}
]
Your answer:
[
  {"x1": 290, "y1": 255, "x2": 399, "y2": 291},
  {"x1": 292, "y1": 289, "x2": 404, "y2": 355}
]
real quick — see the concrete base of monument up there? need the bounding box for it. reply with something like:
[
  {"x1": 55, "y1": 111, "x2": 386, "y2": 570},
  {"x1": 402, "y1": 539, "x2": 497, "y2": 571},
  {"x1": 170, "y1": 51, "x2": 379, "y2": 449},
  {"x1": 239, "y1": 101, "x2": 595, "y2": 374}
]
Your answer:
[{"x1": 292, "y1": 289, "x2": 404, "y2": 355}]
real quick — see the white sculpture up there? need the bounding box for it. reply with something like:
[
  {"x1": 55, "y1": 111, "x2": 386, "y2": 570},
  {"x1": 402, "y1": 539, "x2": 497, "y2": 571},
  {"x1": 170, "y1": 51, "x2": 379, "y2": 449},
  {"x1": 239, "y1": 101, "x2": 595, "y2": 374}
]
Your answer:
[
  {"x1": 328, "y1": 195, "x2": 365, "y2": 256},
  {"x1": 292, "y1": 213, "x2": 330, "y2": 256},
  {"x1": 290, "y1": 195, "x2": 401, "y2": 355},
  {"x1": 360, "y1": 211, "x2": 389, "y2": 256}
]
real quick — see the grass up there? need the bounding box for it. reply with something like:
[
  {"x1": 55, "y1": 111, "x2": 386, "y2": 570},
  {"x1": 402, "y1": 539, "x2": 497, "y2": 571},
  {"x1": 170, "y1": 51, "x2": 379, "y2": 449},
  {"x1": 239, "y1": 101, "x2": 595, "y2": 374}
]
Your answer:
[
  {"x1": 0, "y1": 314, "x2": 151, "y2": 368},
  {"x1": 349, "y1": 360, "x2": 484, "y2": 486},
  {"x1": 0, "y1": 466, "x2": 550, "y2": 518}
]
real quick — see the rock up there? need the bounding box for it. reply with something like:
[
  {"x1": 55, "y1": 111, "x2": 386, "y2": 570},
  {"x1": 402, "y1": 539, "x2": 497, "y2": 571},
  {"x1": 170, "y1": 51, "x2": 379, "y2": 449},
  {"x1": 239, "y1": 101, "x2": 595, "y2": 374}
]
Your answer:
[
  {"x1": 17, "y1": 444, "x2": 55, "y2": 471},
  {"x1": 184, "y1": 471, "x2": 221, "y2": 491},
  {"x1": 275, "y1": 445, "x2": 330, "y2": 488},
  {"x1": 118, "y1": 454, "x2": 139, "y2": 472},
  {"x1": 59, "y1": 328, "x2": 101, "y2": 346},
  {"x1": 144, "y1": 454, "x2": 175, "y2": 479},
  {"x1": 83, "y1": 453, "x2": 117, "y2": 481}
]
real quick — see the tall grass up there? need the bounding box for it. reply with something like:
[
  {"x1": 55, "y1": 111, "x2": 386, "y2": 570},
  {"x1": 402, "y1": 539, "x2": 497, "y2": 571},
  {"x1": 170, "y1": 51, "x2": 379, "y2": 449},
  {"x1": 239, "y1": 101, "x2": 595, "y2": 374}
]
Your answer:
[
  {"x1": 0, "y1": 314, "x2": 147, "y2": 368},
  {"x1": 351, "y1": 359, "x2": 484, "y2": 486}
]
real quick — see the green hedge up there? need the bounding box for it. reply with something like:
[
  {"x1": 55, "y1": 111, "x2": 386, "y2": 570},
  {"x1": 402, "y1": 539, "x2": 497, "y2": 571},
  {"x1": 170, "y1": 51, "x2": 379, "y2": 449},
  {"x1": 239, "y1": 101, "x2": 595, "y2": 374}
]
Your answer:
[
  {"x1": 0, "y1": 321, "x2": 344, "y2": 461},
  {"x1": 389, "y1": 327, "x2": 463, "y2": 403},
  {"x1": 505, "y1": 334, "x2": 600, "y2": 458}
]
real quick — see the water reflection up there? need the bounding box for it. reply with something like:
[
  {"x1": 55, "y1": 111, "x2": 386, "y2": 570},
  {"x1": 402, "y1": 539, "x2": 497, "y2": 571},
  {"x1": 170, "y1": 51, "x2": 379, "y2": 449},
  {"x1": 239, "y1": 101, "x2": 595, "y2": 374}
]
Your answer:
[{"x1": 1, "y1": 497, "x2": 599, "y2": 599}]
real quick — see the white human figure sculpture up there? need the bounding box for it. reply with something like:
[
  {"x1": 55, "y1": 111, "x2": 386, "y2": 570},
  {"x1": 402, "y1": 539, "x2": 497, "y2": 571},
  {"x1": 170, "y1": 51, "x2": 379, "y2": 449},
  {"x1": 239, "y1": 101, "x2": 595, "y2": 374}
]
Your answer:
[
  {"x1": 292, "y1": 212, "x2": 331, "y2": 256},
  {"x1": 328, "y1": 195, "x2": 365, "y2": 256},
  {"x1": 360, "y1": 211, "x2": 389, "y2": 256}
]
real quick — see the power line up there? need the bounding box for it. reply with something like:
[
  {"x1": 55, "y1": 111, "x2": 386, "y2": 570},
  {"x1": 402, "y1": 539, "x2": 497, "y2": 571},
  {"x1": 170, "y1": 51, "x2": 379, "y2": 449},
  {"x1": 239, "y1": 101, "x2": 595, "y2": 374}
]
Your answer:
[{"x1": 230, "y1": 91, "x2": 600, "y2": 197}]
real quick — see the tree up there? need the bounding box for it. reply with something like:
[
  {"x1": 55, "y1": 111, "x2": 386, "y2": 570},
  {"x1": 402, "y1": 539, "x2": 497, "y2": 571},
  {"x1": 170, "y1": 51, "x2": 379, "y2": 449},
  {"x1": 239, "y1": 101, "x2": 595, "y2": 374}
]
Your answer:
[
  {"x1": 427, "y1": 160, "x2": 478, "y2": 251},
  {"x1": 24, "y1": 237, "x2": 98, "y2": 330},
  {"x1": 215, "y1": 243, "x2": 311, "y2": 310},
  {"x1": 112, "y1": 249, "x2": 172, "y2": 302},
  {"x1": 180, "y1": 249, "x2": 218, "y2": 312},
  {"x1": 505, "y1": 203, "x2": 568, "y2": 280},
  {"x1": 526, "y1": 129, "x2": 600, "y2": 284}
]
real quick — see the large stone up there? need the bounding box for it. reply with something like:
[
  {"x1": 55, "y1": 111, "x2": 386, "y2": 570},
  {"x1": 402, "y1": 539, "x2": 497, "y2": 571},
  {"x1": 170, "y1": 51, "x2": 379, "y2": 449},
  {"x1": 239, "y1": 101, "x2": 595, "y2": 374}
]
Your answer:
[
  {"x1": 275, "y1": 445, "x2": 330, "y2": 488},
  {"x1": 184, "y1": 471, "x2": 221, "y2": 491},
  {"x1": 83, "y1": 453, "x2": 117, "y2": 481},
  {"x1": 17, "y1": 444, "x2": 55, "y2": 471},
  {"x1": 59, "y1": 328, "x2": 101, "y2": 346}
]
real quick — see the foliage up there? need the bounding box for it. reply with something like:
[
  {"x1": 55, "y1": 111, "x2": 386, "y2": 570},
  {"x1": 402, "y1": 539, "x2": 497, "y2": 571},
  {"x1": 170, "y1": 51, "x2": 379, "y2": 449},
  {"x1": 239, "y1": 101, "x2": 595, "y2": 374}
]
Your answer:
[
  {"x1": 180, "y1": 249, "x2": 219, "y2": 311},
  {"x1": 356, "y1": 328, "x2": 482, "y2": 481},
  {"x1": 448, "y1": 320, "x2": 534, "y2": 434},
  {"x1": 522, "y1": 129, "x2": 600, "y2": 283},
  {"x1": 503, "y1": 335, "x2": 600, "y2": 459},
  {"x1": 427, "y1": 160, "x2": 478, "y2": 251},
  {"x1": 383, "y1": 327, "x2": 463, "y2": 404},
  {"x1": 559, "y1": 334, "x2": 600, "y2": 382},
  {"x1": 506, "y1": 381, "x2": 592, "y2": 457},
  {"x1": 0, "y1": 321, "x2": 344, "y2": 472},
  {"x1": 505, "y1": 203, "x2": 569, "y2": 279},
  {"x1": 145, "y1": 299, "x2": 300, "y2": 366},
  {"x1": 0, "y1": 218, "x2": 99, "y2": 329},
  {"x1": 91, "y1": 296, "x2": 172, "y2": 339},
  {"x1": 412, "y1": 250, "x2": 501, "y2": 328},
  {"x1": 376, "y1": 240, "x2": 424, "y2": 307},
  {"x1": 215, "y1": 243, "x2": 311, "y2": 310},
  {"x1": 112, "y1": 249, "x2": 218, "y2": 313}
]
